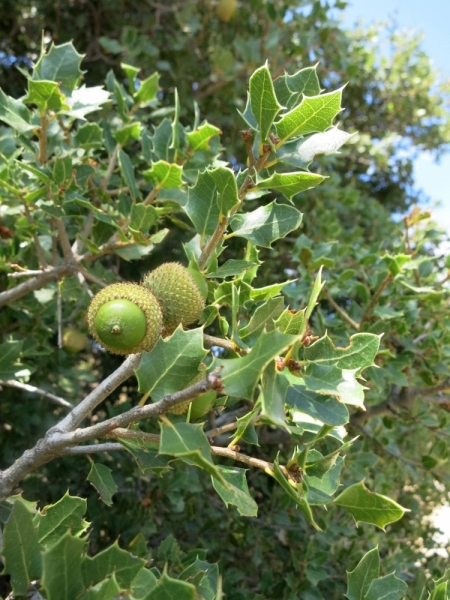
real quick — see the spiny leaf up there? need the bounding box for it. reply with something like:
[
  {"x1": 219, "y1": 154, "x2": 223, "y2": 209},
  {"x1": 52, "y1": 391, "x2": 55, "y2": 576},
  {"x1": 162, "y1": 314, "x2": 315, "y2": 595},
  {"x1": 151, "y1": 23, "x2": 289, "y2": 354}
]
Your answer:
[
  {"x1": 253, "y1": 171, "x2": 325, "y2": 201},
  {"x1": 87, "y1": 463, "x2": 118, "y2": 506},
  {"x1": 230, "y1": 201, "x2": 302, "y2": 247},
  {"x1": 212, "y1": 466, "x2": 258, "y2": 517},
  {"x1": 249, "y1": 63, "x2": 282, "y2": 142}
]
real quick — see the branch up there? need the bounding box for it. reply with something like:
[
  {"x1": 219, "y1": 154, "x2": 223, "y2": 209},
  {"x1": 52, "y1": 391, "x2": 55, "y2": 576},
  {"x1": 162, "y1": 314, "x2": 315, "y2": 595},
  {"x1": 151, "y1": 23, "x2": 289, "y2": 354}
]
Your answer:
[
  {"x1": 62, "y1": 443, "x2": 123, "y2": 455},
  {"x1": 203, "y1": 333, "x2": 239, "y2": 353},
  {"x1": 0, "y1": 380, "x2": 73, "y2": 410},
  {"x1": 101, "y1": 143, "x2": 120, "y2": 190},
  {"x1": 210, "y1": 446, "x2": 289, "y2": 477},
  {"x1": 0, "y1": 263, "x2": 76, "y2": 309},
  {"x1": 360, "y1": 274, "x2": 392, "y2": 326},
  {"x1": 325, "y1": 290, "x2": 360, "y2": 330}
]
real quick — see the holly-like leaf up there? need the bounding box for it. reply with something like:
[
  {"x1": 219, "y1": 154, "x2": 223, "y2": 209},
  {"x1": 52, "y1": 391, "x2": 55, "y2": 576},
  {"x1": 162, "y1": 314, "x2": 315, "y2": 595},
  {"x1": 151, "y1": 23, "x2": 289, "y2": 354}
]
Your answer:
[
  {"x1": 304, "y1": 333, "x2": 381, "y2": 376},
  {"x1": 238, "y1": 92, "x2": 258, "y2": 130},
  {"x1": 24, "y1": 80, "x2": 69, "y2": 112},
  {"x1": 179, "y1": 558, "x2": 219, "y2": 600},
  {"x1": 0, "y1": 90, "x2": 35, "y2": 133},
  {"x1": 135, "y1": 72, "x2": 160, "y2": 105},
  {"x1": 159, "y1": 421, "x2": 226, "y2": 483},
  {"x1": 275, "y1": 308, "x2": 306, "y2": 335},
  {"x1": 150, "y1": 118, "x2": 173, "y2": 162},
  {"x1": 79, "y1": 574, "x2": 121, "y2": 600},
  {"x1": 206, "y1": 259, "x2": 258, "y2": 279},
  {"x1": 2, "y1": 500, "x2": 42, "y2": 596},
  {"x1": 129, "y1": 204, "x2": 157, "y2": 235},
  {"x1": 114, "y1": 122, "x2": 142, "y2": 146},
  {"x1": 136, "y1": 327, "x2": 207, "y2": 400},
  {"x1": 276, "y1": 88, "x2": 344, "y2": 143},
  {"x1": 275, "y1": 128, "x2": 353, "y2": 169},
  {"x1": 87, "y1": 463, "x2": 118, "y2": 506},
  {"x1": 285, "y1": 66, "x2": 321, "y2": 107},
  {"x1": 41, "y1": 532, "x2": 86, "y2": 600},
  {"x1": 146, "y1": 571, "x2": 197, "y2": 599},
  {"x1": 81, "y1": 540, "x2": 146, "y2": 589},
  {"x1": 230, "y1": 201, "x2": 302, "y2": 247},
  {"x1": 53, "y1": 156, "x2": 72, "y2": 185},
  {"x1": 346, "y1": 548, "x2": 380, "y2": 600},
  {"x1": 333, "y1": 481, "x2": 408, "y2": 530},
  {"x1": 272, "y1": 457, "x2": 321, "y2": 530},
  {"x1": 0, "y1": 340, "x2": 23, "y2": 379},
  {"x1": 33, "y1": 42, "x2": 84, "y2": 92},
  {"x1": 211, "y1": 330, "x2": 295, "y2": 399},
  {"x1": 430, "y1": 582, "x2": 448, "y2": 600},
  {"x1": 184, "y1": 167, "x2": 239, "y2": 238},
  {"x1": 186, "y1": 122, "x2": 221, "y2": 152},
  {"x1": 212, "y1": 466, "x2": 258, "y2": 517},
  {"x1": 74, "y1": 123, "x2": 103, "y2": 148},
  {"x1": 143, "y1": 160, "x2": 183, "y2": 189},
  {"x1": 260, "y1": 361, "x2": 290, "y2": 429},
  {"x1": 286, "y1": 384, "x2": 349, "y2": 426},
  {"x1": 249, "y1": 63, "x2": 282, "y2": 141},
  {"x1": 303, "y1": 365, "x2": 367, "y2": 409},
  {"x1": 253, "y1": 171, "x2": 325, "y2": 200},
  {"x1": 240, "y1": 297, "x2": 285, "y2": 345},
  {"x1": 364, "y1": 573, "x2": 408, "y2": 600},
  {"x1": 304, "y1": 455, "x2": 344, "y2": 505},
  {"x1": 131, "y1": 569, "x2": 158, "y2": 598},
  {"x1": 34, "y1": 492, "x2": 89, "y2": 548},
  {"x1": 120, "y1": 436, "x2": 173, "y2": 476},
  {"x1": 118, "y1": 149, "x2": 140, "y2": 200},
  {"x1": 251, "y1": 281, "x2": 296, "y2": 302}
]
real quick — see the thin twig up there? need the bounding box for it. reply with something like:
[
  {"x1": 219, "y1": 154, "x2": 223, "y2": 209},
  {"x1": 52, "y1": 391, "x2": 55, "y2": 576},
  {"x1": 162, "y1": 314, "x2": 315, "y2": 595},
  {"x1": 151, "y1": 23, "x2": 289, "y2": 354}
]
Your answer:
[
  {"x1": 101, "y1": 143, "x2": 121, "y2": 190},
  {"x1": 0, "y1": 380, "x2": 73, "y2": 410},
  {"x1": 205, "y1": 421, "x2": 239, "y2": 439},
  {"x1": 203, "y1": 334, "x2": 238, "y2": 353},
  {"x1": 360, "y1": 274, "x2": 392, "y2": 327},
  {"x1": 325, "y1": 290, "x2": 360, "y2": 330},
  {"x1": 22, "y1": 203, "x2": 48, "y2": 268}
]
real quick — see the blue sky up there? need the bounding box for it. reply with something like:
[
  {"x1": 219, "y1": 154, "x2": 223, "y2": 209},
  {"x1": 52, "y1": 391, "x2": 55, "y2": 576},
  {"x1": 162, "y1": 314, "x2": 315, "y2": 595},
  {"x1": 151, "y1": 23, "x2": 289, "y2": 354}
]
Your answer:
[{"x1": 340, "y1": 0, "x2": 450, "y2": 232}]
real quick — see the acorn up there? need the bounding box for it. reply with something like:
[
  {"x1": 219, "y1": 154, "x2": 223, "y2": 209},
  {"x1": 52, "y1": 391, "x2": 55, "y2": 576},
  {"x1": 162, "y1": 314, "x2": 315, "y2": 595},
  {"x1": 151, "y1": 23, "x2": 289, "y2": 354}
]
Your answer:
[
  {"x1": 142, "y1": 263, "x2": 205, "y2": 336},
  {"x1": 216, "y1": 0, "x2": 237, "y2": 22},
  {"x1": 62, "y1": 328, "x2": 87, "y2": 353},
  {"x1": 87, "y1": 283, "x2": 163, "y2": 355}
]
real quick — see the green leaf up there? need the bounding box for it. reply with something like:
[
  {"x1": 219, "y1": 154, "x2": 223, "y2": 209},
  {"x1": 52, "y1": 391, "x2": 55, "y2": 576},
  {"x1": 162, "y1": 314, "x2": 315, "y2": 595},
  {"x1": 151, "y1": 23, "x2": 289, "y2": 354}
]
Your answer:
[
  {"x1": 212, "y1": 466, "x2": 258, "y2": 516},
  {"x1": 260, "y1": 361, "x2": 290, "y2": 429},
  {"x1": 179, "y1": 558, "x2": 219, "y2": 600},
  {"x1": 346, "y1": 548, "x2": 380, "y2": 600},
  {"x1": 2, "y1": 500, "x2": 42, "y2": 596},
  {"x1": 114, "y1": 122, "x2": 142, "y2": 146},
  {"x1": 34, "y1": 492, "x2": 89, "y2": 547},
  {"x1": 159, "y1": 421, "x2": 226, "y2": 483},
  {"x1": 251, "y1": 280, "x2": 296, "y2": 302},
  {"x1": 118, "y1": 149, "x2": 140, "y2": 201},
  {"x1": 211, "y1": 330, "x2": 295, "y2": 399},
  {"x1": 304, "y1": 333, "x2": 381, "y2": 376},
  {"x1": 143, "y1": 160, "x2": 183, "y2": 189},
  {"x1": 240, "y1": 297, "x2": 285, "y2": 345},
  {"x1": 333, "y1": 481, "x2": 408, "y2": 530},
  {"x1": 230, "y1": 201, "x2": 302, "y2": 247},
  {"x1": 120, "y1": 436, "x2": 173, "y2": 476},
  {"x1": 74, "y1": 123, "x2": 103, "y2": 149},
  {"x1": 286, "y1": 385, "x2": 349, "y2": 426},
  {"x1": 276, "y1": 88, "x2": 344, "y2": 143},
  {"x1": 184, "y1": 167, "x2": 239, "y2": 238},
  {"x1": 0, "y1": 89, "x2": 35, "y2": 133},
  {"x1": 150, "y1": 118, "x2": 174, "y2": 161},
  {"x1": 136, "y1": 327, "x2": 207, "y2": 400},
  {"x1": 206, "y1": 259, "x2": 258, "y2": 279},
  {"x1": 135, "y1": 72, "x2": 160, "y2": 105},
  {"x1": 275, "y1": 128, "x2": 353, "y2": 169},
  {"x1": 253, "y1": 172, "x2": 325, "y2": 201},
  {"x1": 364, "y1": 573, "x2": 408, "y2": 600},
  {"x1": 285, "y1": 66, "x2": 321, "y2": 107},
  {"x1": 238, "y1": 92, "x2": 258, "y2": 130},
  {"x1": 144, "y1": 571, "x2": 196, "y2": 599},
  {"x1": 305, "y1": 455, "x2": 344, "y2": 504},
  {"x1": 82, "y1": 540, "x2": 146, "y2": 589},
  {"x1": 249, "y1": 63, "x2": 282, "y2": 141},
  {"x1": 33, "y1": 41, "x2": 84, "y2": 92},
  {"x1": 15, "y1": 160, "x2": 52, "y2": 185},
  {"x1": 53, "y1": 156, "x2": 72, "y2": 185},
  {"x1": 272, "y1": 456, "x2": 321, "y2": 530},
  {"x1": 129, "y1": 204, "x2": 157, "y2": 235},
  {"x1": 24, "y1": 80, "x2": 69, "y2": 112},
  {"x1": 131, "y1": 569, "x2": 158, "y2": 598},
  {"x1": 275, "y1": 308, "x2": 306, "y2": 335},
  {"x1": 0, "y1": 340, "x2": 23, "y2": 379},
  {"x1": 214, "y1": 280, "x2": 252, "y2": 306},
  {"x1": 41, "y1": 532, "x2": 86, "y2": 600},
  {"x1": 303, "y1": 365, "x2": 367, "y2": 409},
  {"x1": 186, "y1": 122, "x2": 221, "y2": 152},
  {"x1": 87, "y1": 463, "x2": 118, "y2": 506},
  {"x1": 430, "y1": 582, "x2": 448, "y2": 600},
  {"x1": 79, "y1": 575, "x2": 121, "y2": 600}
]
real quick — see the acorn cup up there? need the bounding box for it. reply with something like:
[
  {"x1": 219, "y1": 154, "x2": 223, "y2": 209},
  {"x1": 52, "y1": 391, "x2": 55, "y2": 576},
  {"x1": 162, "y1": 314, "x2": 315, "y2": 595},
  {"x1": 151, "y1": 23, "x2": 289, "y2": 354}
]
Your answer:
[
  {"x1": 87, "y1": 283, "x2": 163, "y2": 355},
  {"x1": 142, "y1": 263, "x2": 205, "y2": 336}
]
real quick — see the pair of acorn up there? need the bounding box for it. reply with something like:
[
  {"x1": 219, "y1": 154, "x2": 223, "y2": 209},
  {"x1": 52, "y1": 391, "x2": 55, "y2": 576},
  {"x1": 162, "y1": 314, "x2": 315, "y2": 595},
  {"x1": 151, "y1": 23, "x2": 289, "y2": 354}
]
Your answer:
[{"x1": 87, "y1": 263, "x2": 205, "y2": 356}]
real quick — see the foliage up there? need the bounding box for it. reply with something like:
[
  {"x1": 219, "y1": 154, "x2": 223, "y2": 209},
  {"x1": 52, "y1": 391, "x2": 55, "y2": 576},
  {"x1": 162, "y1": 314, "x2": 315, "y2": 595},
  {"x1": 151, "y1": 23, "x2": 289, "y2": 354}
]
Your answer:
[{"x1": 0, "y1": 19, "x2": 449, "y2": 600}]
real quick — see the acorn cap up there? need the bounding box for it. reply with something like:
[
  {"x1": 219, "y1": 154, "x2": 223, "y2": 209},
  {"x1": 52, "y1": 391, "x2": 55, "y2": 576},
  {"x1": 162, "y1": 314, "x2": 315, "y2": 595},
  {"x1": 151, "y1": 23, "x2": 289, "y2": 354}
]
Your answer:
[
  {"x1": 142, "y1": 263, "x2": 205, "y2": 335},
  {"x1": 87, "y1": 283, "x2": 163, "y2": 355}
]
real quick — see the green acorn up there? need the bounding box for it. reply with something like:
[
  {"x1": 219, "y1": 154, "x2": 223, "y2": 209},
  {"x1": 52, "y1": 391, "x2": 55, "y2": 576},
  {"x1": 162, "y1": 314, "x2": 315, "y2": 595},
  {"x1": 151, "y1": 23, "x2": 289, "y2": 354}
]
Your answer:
[
  {"x1": 142, "y1": 263, "x2": 205, "y2": 335},
  {"x1": 87, "y1": 283, "x2": 163, "y2": 355}
]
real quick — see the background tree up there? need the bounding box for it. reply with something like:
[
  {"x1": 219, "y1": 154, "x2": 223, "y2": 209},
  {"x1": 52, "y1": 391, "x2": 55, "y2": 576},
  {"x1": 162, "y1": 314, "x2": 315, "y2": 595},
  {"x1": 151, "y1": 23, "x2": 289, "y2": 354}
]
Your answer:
[{"x1": 0, "y1": 2, "x2": 450, "y2": 599}]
